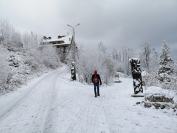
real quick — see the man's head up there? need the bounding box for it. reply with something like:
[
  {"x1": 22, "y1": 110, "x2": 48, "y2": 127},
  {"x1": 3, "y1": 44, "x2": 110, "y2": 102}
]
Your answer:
[{"x1": 94, "y1": 70, "x2": 97, "y2": 74}]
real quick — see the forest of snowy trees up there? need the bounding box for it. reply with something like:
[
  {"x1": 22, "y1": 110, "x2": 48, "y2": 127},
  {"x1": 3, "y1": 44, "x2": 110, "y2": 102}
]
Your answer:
[
  {"x1": 0, "y1": 20, "x2": 177, "y2": 94},
  {"x1": 0, "y1": 20, "x2": 60, "y2": 93},
  {"x1": 77, "y1": 39, "x2": 177, "y2": 91}
]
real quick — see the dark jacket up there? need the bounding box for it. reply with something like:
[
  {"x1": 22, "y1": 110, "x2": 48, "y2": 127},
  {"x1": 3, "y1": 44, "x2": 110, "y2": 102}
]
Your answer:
[{"x1": 92, "y1": 73, "x2": 102, "y2": 85}]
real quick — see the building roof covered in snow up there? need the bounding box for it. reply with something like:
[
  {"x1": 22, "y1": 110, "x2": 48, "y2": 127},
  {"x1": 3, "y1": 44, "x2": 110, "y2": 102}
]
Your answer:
[{"x1": 42, "y1": 35, "x2": 73, "y2": 46}]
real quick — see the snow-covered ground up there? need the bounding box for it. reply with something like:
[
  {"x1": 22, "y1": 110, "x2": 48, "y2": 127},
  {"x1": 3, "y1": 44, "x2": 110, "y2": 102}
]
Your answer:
[{"x1": 0, "y1": 66, "x2": 176, "y2": 133}]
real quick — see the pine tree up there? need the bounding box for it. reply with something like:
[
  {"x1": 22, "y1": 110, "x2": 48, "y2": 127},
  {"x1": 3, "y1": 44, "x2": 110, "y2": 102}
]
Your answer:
[{"x1": 158, "y1": 41, "x2": 174, "y2": 83}]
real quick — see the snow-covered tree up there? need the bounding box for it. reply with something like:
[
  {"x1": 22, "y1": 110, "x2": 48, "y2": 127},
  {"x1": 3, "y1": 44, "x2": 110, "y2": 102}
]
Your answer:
[
  {"x1": 150, "y1": 48, "x2": 159, "y2": 71},
  {"x1": 122, "y1": 48, "x2": 133, "y2": 75},
  {"x1": 0, "y1": 20, "x2": 23, "y2": 51},
  {"x1": 158, "y1": 41, "x2": 174, "y2": 83},
  {"x1": 0, "y1": 19, "x2": 14, "y2": 43},
  {"x1": 140, "y1": 42, "x2": 151, "y2": 72},
  {"x1": 77, "y1": 42, "x2": 115, "y2": 84},
  {"x1": 146, "y1": 48, "x2": 159, "y2": 86},
  {"x1": 0, "y1": 46, "x2": 10, "y2": 92},
  {"x1": 22, "y1": 32, "x2": 39, "y2": 49},
  {"x1": 96, "y1": 42, "x2": 115, "y2": 84},
  {"x1": 0, "y1": 19, "x2": 62, "y2": 94}
]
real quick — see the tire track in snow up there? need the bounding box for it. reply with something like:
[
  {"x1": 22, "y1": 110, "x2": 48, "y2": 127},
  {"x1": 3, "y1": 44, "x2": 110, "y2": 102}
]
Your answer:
[
  {"x1": 42, "y1": 76, "x2": 84, "y2": 133},
  {"x1": 36, "y1": 74, "x2": 91, "y2": 133},
  {"x1": 40, "y1": 70, "x2": 68, "y2": 133},
  {"x1": 0, "y1": 70, "x2": 57, "y2": 121},
  {"x1": 0, "y1": 72, "x2": 60, "y2": 133},
  {"x1": 23, "y1": 68, "x2": 67, "y2": 133},
  {"x1": 0, "y1": 67, "x2": 67, "y2": 133},
  {"x1": 36, "y1": 72, "x2": 59, "y2": 133}
]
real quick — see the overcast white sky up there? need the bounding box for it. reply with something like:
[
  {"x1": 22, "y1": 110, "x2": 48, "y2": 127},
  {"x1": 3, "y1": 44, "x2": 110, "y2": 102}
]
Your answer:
[{"x1": 0, "y1": 0, "x2": 177, "y2": 55}]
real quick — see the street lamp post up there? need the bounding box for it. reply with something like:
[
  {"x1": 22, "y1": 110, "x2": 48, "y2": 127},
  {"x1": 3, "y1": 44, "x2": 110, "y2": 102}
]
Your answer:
[
  {"x1": 67, "y1": 23, "x2": 80, "y2": 62},
  {"x1": 67, "y1": 23, "x2": 80, "y2": 81},
  {"x1": 67, "y1": 23, "x2": 80, "y2": 40}
]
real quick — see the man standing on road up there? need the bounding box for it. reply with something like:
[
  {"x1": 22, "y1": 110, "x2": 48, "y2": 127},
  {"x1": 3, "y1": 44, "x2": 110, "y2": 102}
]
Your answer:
[{"x1": 92, "y1": 70, "x2": 102, "y2": 97}]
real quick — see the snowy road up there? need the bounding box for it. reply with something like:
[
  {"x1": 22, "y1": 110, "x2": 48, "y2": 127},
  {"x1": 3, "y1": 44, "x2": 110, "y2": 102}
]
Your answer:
[{"x1": 0, "y1": 67, "x2": 177, "y2": 133}]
